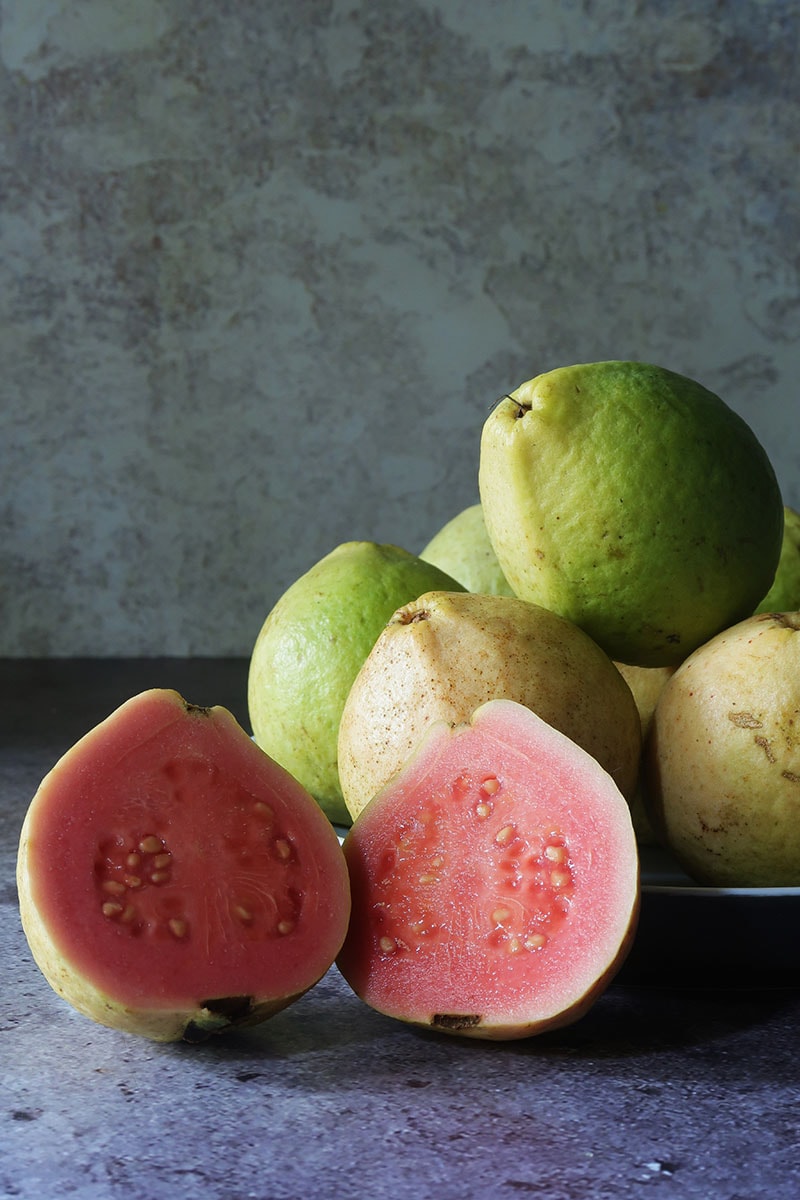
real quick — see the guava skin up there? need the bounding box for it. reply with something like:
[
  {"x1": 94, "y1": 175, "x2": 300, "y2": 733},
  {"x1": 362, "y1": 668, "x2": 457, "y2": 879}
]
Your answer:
[
  {"x1": 247, "y1": 542, "x2": 465, "y2": 826},
  {"x1": 755, "y1": 507, "x2": 800, "y2": 614},
  {"x1": 644, "y1": 612, "x2": 800, "y2": 887},
  {"x1": 614, "y1": 661, "x2": 677, "y2": 846},
  {"x1": 17, "y1": 689, "x2": 351, "y2": 1042},
  {"x1": 337, "y1": 699, "x2": 640, "y2": 1040},
  {"x1": 479, "y1": 361, "x2": 784, "y2": 668},
  {"x1": 420, "y1": 504, "x2": 514, "y2": 597},
  {"x1": 338, "y1": 590, "x2": 642, "y2": 822}
]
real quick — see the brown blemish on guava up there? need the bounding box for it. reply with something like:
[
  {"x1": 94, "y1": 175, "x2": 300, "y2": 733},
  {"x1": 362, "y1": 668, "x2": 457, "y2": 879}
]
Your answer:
[
  {"x1": 782, "y1": 770, "x2": 800, "y2": 784},
  {"x1": 759, "y1": 612, "x2": 800, "y2": 631},
  {"x1": 698, "y1": 816, "x2": 728, "y2": 834},
  {"x1": 432, "y1": 1013, "x2": 482, "y2": 1030},
  {"x1": 754, "y1": 735, "x2": 776, "y2": 762},
  {"x1": 182, "y1": 701, "x2": 213, "y2": 716},
  {"x1": 728, "y1": 712, "x2": 763, "y2": 729},
  {"x1": 395, "y1": 606, "x2": 430, "y2": 625}
]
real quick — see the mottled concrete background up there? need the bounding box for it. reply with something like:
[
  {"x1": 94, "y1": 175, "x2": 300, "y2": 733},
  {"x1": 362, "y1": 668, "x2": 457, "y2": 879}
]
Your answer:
[{"x1": 2, "y1": 0, "x2": 798, "y2": 655}]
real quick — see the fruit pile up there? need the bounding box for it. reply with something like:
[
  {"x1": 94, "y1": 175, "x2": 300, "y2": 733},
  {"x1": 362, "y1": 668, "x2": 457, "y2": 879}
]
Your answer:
[{"x1": 17, "y1": 361, "x2": 800, "y2": 1045}]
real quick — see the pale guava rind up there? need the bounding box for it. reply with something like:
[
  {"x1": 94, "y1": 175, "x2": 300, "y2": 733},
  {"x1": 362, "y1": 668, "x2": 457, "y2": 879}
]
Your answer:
[
  {"x1": 755, "y1": 506, "x2": 800, "y2": 614},
  {"x1": 644, "y1": 612, "x2": 800, "y2": 886},
  {"x1": 479, "y1": 361, "x2": 784, "y2": 667},
  {"x1": 420, "y1": 504, "x2": 514, "y2": 596},
  {"x1": 247, "y1": 542, "x2": 465, "y2": 825},
  {"x1": 17, "y1": 689, "x2": 351, "y2": 1042},
  {"x1": 614, "y1": 660, "x2": 677, "y2": 846},
  {"x1": 337, "y1": 698, "x2": 639, "y2": 1040},
  {"x1": 338, "y1": 590, "x2": 642, "y2": 821}
]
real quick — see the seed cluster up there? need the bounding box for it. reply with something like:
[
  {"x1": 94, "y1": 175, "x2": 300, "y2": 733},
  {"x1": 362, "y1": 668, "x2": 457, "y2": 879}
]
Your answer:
[
  {"x1": 96, "y1": 833, "x2": 176, "y2": 935},
  {"x1": 487, "y1": 824, "x2": 574, "y2": 954},
  {"x1": 370, "y1": 772, "x2": 575, "y2": 958},
  {"x1": 93, "y1": 773, "x2": 306, "y2": 944}
]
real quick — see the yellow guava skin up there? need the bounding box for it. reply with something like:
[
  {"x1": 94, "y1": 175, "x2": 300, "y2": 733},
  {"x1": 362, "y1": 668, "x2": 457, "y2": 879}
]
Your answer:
[
  {"x1": 614, "y1": 661, "x2": 677, "y2": 846},
  {"x1": 338, "y1": 590, "x2": 642, "y2": 822},
  {"x1": 420, "y1": 503, "x2": 514, "y2": 597},
  {"x1": 247, "y1": 542, "x2": 465, "y2": 825},
  {"x1": 644, "y1": 612, "x2": 800, "y2": 887},
  {"x1": 755, "y1": 506, "x2": 800, "y2": 614},
  {"x1": 479, "y1": 361, "x2": 784, "y2": 668}
]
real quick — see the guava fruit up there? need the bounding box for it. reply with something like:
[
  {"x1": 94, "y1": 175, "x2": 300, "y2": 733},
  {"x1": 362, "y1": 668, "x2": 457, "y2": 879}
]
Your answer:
[
  {"x1": 338, "y1": 590, "x2": 641, "y2": 822},
  {"x1": 614, "y1": 660, "x2": 677, "y2": 846},
  {"x1": 247, "y1": 542, "x2": 464, "y2": 826},
  {"x1": 755, "y1": 506, "x2": 800, "y2": 614},
  {"x1": 479, "y1": 361, "x2": 784, "y2": 668},
  {"x1": 337, "y1": 698, "x2": 639, "y2": 1040},
  {"x1": 17, "y1": 689, "x2": 351, "y2": 1042},
  {"x1": 420, "y1": 503, "x2": 514, "y2": 596},
  {"x1": 644, "y1": 612, "x2": 800, "y2": 886}
]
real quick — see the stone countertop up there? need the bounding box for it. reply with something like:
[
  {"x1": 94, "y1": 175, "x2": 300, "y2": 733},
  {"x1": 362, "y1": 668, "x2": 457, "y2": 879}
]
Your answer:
[{"x1": 3, "y1": 659, "x2": 799, "y2": 1200}]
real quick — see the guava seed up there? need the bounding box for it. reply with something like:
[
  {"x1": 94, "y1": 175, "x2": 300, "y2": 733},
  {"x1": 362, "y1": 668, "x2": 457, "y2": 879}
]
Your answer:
[{"x1": 139, "y1": 835, "x2": 163, "y2": 854}]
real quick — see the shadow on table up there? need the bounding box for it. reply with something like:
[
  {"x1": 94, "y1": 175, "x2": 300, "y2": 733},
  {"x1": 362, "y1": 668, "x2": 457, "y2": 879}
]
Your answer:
[{"x1": 169, "y1": 961, "x2": 800, "y2": 1090}]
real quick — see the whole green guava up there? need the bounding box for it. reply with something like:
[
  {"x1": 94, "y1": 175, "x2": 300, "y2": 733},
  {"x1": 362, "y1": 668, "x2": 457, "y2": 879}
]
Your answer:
[
  {"x1": 420, "y1": 504, "x2": 514, "y2": 596},
  {"x1": 479, "y1": 361, "x2": 784, "y2": 667},
  {"x1": 247, "y1": 542, "x2": 465, "y2": 825},
  {"x1": 755, "y1": 506, "x2": 800, "y2": 614}
]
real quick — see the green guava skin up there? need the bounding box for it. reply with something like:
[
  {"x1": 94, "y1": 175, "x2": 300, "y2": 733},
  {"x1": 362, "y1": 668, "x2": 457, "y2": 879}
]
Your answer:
[
  {"x1": 479, "y1": 361, "x2": 784, "y2": 668},
  {"x1": 755, "y1": 507, "x2": 800, "y2": 614},
  {"x1": 247, "y1": 542, "x2": 465, "y2": 825},
  {"x1": 420, "y1": 504, "x2": 515, "y2": 597}
]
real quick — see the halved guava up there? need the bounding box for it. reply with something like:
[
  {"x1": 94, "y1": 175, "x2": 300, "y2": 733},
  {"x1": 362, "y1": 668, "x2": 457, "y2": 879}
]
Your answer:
[
  {"x1": 337, "y1": 699, "x2": 639, "y2": 1040},
  {"x1": 17, "y1": 689, "x2": 351, "y2": 1042}
]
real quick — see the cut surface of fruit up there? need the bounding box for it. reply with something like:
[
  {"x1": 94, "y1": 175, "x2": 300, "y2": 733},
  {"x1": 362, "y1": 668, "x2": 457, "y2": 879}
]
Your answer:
[
  {"x1": 337, "y1": 699, "x2": 639, "y2": 1040},
  {"x1": 17, "y1": 689, "x2": 351, "y2": 1041}
]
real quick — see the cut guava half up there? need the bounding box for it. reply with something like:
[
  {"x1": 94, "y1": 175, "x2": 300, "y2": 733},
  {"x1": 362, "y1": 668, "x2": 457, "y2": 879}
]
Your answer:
[
  {"x1": 337, "y1": 699, "x2": 639, "y2": 1040},
  {"x1": 17, "y1": 689, "x2": 351, "y2": 1042}
]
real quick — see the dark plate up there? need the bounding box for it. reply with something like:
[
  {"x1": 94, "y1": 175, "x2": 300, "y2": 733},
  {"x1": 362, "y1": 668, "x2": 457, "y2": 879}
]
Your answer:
[{"x1": 619, "y1": 846, "x2": 800, "y2": 988}]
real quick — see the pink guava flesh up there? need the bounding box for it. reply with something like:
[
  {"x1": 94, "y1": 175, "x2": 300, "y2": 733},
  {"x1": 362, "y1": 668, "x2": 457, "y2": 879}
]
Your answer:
[
  {"x1": 337, "y1": 699, "x2": 639, "y2": 1039},
  {"x1": 18, "y1": 690, "x2": 351, "y2": 1031}
]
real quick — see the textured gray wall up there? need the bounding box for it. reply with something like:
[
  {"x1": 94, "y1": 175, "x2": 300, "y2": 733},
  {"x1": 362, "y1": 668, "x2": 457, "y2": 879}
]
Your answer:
[{"x1": 2, "y1": 0, "x2": 798, "y2": 656}]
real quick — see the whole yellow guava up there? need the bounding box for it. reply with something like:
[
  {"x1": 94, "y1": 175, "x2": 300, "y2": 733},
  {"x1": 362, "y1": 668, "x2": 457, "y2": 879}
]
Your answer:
[
  {"x1": 338, "y1": 590, "x2": 642, "y2": 822},
  {"x1": 645, "y1": 611, "x2": 800, "y2": 886}
]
